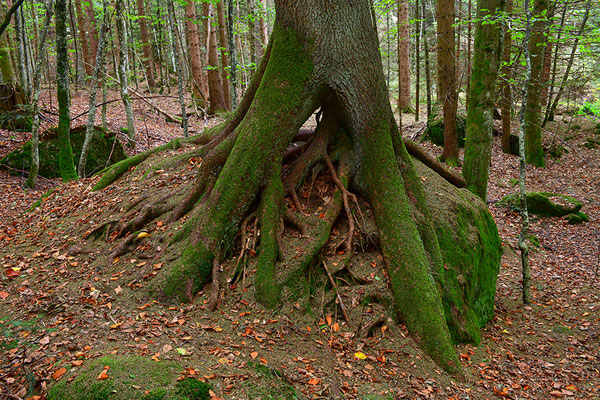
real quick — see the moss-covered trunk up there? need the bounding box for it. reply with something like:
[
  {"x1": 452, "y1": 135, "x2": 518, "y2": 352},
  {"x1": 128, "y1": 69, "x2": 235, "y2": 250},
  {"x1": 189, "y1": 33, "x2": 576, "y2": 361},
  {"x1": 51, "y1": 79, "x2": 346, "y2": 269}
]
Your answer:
[
  {"x1": 94, "y1": 0, "x2": 504, "y2": 377},
  {"x1": 462, "y1": 0, "x2": 505, "y2": 201}
]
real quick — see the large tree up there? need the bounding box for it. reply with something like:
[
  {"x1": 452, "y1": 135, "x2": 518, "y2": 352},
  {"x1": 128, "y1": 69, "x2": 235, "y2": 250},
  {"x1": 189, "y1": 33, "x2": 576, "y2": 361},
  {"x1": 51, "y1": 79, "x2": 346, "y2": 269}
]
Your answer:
[{"x1": 93, "y1": 0, "x2": 499, "y2": 376}]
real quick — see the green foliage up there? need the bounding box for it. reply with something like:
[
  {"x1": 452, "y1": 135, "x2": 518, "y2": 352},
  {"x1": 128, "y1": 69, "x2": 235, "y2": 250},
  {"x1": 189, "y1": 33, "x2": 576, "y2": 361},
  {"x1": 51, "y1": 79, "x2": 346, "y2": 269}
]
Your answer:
[
  {"x1": 0, "y1": 316, "x2": 55, "y2": 351},
  {"x1": 580, "y1": 100, "x2": 600, "y2": 117}
]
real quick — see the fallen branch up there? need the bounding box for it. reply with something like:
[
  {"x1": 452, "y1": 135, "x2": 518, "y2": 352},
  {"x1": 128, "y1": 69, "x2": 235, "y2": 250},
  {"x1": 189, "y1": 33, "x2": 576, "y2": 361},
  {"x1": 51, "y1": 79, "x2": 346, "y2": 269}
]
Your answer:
[{"x1": 322, "y1": 260, "x2": 350, "y2": 323}]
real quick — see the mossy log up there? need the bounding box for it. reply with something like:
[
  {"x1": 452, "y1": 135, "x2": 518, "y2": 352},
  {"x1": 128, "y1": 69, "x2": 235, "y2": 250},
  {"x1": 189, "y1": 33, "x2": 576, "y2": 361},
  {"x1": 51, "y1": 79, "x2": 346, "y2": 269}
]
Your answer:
[{"x1": 0, "y1": 125, "x2": 127, "y2": 178}]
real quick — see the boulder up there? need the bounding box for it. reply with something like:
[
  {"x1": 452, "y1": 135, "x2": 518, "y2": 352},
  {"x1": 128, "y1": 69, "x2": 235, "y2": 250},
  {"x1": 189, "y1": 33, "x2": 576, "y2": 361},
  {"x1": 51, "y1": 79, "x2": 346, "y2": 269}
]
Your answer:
[
  {"x1": 416, "y1": 158, "x2": 502, "y2": 344},
  {"x1": 48, "y1": 356, "x2": 211, "y2": 400},
  {"x1": 0, "y1": 125, "x2": 127, "y2": 178},
  {"x1": 423, "y1": 103, "x2": 467, "y2": 147},
  {"x1": 498, "y1": 192, "x2": 582, "y2": 217}
]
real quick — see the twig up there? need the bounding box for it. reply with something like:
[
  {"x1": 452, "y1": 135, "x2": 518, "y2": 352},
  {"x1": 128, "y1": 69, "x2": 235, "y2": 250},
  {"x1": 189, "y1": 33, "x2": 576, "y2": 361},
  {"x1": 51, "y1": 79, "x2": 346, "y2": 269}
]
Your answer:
[
  {"x1": 208, "y1": 258, "x2": 221, "y2": 311},
  {"x1": 322, "y1": 260, "x2": 350, "y2": 323}
]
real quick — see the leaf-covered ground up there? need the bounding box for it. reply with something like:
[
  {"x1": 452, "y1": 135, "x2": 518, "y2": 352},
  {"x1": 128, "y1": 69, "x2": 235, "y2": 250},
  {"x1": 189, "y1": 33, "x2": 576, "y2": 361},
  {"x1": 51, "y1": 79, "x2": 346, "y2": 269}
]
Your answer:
[{"x1": 1, "y1": 89, "x2": 599, "y2": 399}]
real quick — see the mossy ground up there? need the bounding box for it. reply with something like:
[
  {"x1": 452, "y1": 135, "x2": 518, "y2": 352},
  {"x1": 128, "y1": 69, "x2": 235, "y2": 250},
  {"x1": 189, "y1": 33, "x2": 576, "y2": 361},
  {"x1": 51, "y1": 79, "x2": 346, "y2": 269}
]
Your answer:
[{"x1": 423, "y1": 103, "x2": 467, "y2": 147}]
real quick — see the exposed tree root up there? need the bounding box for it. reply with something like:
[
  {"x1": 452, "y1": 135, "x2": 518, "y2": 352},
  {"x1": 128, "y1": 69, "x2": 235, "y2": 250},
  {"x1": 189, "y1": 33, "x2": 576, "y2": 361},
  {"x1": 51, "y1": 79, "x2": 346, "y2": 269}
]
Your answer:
[
  {"x1": 322, "y1": 260, "x2": 350, "y2": 323},
  {"x1": 207, "y1": 258, "x2": 221, "y2": 311}
]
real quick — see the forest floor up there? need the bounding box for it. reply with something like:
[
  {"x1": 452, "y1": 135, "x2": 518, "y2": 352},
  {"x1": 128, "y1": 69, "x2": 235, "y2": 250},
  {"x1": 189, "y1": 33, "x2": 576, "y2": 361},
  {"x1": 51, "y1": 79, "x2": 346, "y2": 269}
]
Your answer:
[{"x1": 0, "y1": 88, "x2": 599, "y2": 400}]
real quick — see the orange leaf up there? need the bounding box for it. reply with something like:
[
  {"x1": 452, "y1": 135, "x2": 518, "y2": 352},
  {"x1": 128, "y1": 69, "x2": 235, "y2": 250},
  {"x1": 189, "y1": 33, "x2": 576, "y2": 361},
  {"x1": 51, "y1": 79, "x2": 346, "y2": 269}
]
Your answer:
[
  {"x1": 250, "y1": 352, "x2": 258, "y2": 359},
  {"x1": 308, "y1": 378, "x2": 320, "y2": 385},
  {"x1": 259, "y1": 358, "x2": 268, "y2": 364},
  {"x1": 332, "y1": 323, "x2": 340, "y2": 332},
  {"x1": 326, "y1": 315, "x2": 332, "y2": 326},
  {"x1": 493, "y1": 387, "x2": 509, "y2": 397},
  {"x1": 0, "y1": 291, "x2": 9, "y2": 299},
  {"x1": 97, "y1": 369, "x2": 109, "y2": 380},
  {"x1": 52, "y1": 367, "x2": 66, "y2": 381}
]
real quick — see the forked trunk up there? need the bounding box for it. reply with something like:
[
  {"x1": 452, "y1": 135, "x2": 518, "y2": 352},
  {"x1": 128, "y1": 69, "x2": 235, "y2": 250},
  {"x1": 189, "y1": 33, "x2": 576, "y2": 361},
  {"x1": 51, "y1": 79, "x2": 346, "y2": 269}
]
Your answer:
[{"x1": 155, "y1": 0, "x2": 462, "y2": 375}]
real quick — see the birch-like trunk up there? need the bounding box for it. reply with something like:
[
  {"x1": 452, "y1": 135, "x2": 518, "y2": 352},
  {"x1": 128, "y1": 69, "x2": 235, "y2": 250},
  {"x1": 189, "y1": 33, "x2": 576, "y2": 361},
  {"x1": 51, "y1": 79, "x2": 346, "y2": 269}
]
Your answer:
[{"x1": 115, "y1": 0, "x2": 135, "y2": 146}]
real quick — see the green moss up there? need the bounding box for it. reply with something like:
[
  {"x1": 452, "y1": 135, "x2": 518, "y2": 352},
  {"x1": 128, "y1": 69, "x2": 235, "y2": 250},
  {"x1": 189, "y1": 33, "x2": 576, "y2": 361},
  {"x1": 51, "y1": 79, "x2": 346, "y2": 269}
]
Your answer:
[
  {"x1": 0, "y1": 110, "x2": 32, "y2": 131},
  {"x1": 584, "y1": 137, "x2": 599, "y2": 149},
  {"x1": 48, "y1": 356, "x2": 184, "y2": 400},
  {"x1": 564, "y1": 134, "x2": 575, "y2": 141},
  {"x1": 243, "y1": 362, "x2": 299, "y2": 399},
  {"x1": 498, "y1": 192, "x2": 582, "y2": 217},
  {"x1": 26, "y1": 188, "x2": 57, "y2": 213},
  {"x1": 415, "y1": 159, "x2": 502, "y2": 344},
  {"x1": 174, "y1": 379, "x2": 211, "y2": 400},
  {"x1": 1, "y1": 126, "x2": 127, "y2": 179},
  {"x1": 424, "y1": 103, "x2": 467, "y2": 147},
  {"x1": 565, "y1": 211, "x2": 589, "y2": 224}
]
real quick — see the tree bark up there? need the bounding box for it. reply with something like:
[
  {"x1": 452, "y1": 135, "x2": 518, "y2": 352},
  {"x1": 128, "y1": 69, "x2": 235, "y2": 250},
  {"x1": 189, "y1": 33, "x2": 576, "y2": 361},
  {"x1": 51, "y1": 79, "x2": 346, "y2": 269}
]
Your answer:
[
  {"x1": 55, "y1": 0, "x2": 77, "y2": 181},
  {"x1": 84, "y1": 0, "x2": 98, "y2": 59},
  {"x1": 185, "y1": 0, "x2": 206, "y2": 103},
  {"x1": 136, "y1": 0, "x2": 156, "y2": 90},
  {"x1": 227, "y1": 0, "x2": 237, "y2": 109},
  {"x1": 205, "y1": 3, "x2": 228, "y2": 113},
  {"x1": 524, "y1": 0, "x2": 548, "y2": 167},
  {"x1": 397, "y1": 0, "x2": 410, "y2": 110},
  {"x1": 216, "y1": 0, "x2": 232, "y2": 109},
  {"x1": 436, "y1": 0, "x2": 459, "y2": 164},
  {"x1": 463, "y1": 0, "x2": 505, "y2": 201},
  {"x1": 167, "y1": 0, "x2": 188, "y2": 137},
  {"x1": 74, "y1": 0, "x2": 92, "y2": 77}
]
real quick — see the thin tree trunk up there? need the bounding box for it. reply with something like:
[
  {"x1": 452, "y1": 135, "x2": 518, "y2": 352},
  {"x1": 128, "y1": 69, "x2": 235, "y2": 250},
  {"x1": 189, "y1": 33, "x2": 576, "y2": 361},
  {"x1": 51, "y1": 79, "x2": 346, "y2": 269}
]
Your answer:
[
  {"x1": 415, "y1": 0, "x2": 420, "y2": 121},
  {"x1": 26, "y1": 0, "x2": 54, "y2": 189},
  {"x1": 422, "y1": 0, "x2": 431, "y2": 118},
  {"x1": 227, "y1": 0, "x2": 237, "y2": 109},
  {"x1": 167, "y1": 0, "x2": 188, "y2": 137},
  {"x1": 544, "y1": 3, "x2": 566, "y2": 124},
  {"x1": 13, "y1": 6, "x2": 28, "y2": 98},
  {"x1": 78, "y1": 21, "x2": 107, "y2": 177},
  {"x1": 544, "y1": 0, "x2": 591, "y2": 125},
  {"x1": 397, "y1": 0, "x2": 410, "y2": 110},
  {"x1": 437, "y1": 0, "x2": 459, "y2": 164},
  {"x1": 466, "y1": 0, "x2": 472, "y2": 108},
  {"x1": 84, "y1": 0, "x2": 98, "y2": 59},
  {"x1": 55, "y1": 0, "x2": 77, "y2": 181},
  {"x1": 136, "y1": 0, "x2": 156, "y2": 90},
  {"x1": 216, "y1": 0, "x2": 231, "y2": 109},
  {"x1": 0, "y1": 0, "x2": 24, "y2": 38},
  {"x1": 115, "y1": 0, "x2": 135, "y2": 146},
  {"x1": 500, "y1": 0, "x2": 513, "y2": 153},
  {"x1": 540, "y1": 39, "x2": 552, "y2": 106},
  {"x1": 519, "y1": 0, "x2": 533, "y2": 304}
]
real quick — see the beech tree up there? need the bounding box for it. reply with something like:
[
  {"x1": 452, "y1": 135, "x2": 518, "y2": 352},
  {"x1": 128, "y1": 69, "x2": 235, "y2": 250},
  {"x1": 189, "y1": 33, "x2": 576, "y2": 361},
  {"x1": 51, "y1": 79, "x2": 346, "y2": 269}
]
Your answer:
[{"x1": 91, "y1": 0, "x2": 490, "y2": 375}]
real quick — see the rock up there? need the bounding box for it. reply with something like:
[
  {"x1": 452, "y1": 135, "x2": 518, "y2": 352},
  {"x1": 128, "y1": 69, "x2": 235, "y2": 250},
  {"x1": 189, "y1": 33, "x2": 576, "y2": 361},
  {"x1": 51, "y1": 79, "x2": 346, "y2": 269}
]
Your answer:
[
  {"x1": 48, "y1": 355, "x2": 210, "y2": 400},
  {"x1": 498, "y1": 192, "x2": 582, "y2": 217},
  {"x1": 565, "y1": 211, "x2": 589, "y2": 224},
  {"x1": 416, "y1": 158, "x2": 502, "y2": 345},
  {"x1": 0, "y1": 125, "x2": 127, "y2": 178},
  {"x1": 423, "y1": 103, "x2": 467, "y2": 148}
]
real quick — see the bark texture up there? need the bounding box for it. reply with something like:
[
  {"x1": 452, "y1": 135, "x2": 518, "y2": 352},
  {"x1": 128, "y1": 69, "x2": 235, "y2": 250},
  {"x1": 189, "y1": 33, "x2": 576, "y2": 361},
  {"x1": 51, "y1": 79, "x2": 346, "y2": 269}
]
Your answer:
[
  {"x1": 463, "y1": 0, "x2": 505, "y2": 201},
  {"x1": 136, "y1": 0, "x2": 156, "y2": 90},
  {"x1": 397, "y1": 0, "x2": 410, "y2": 110}
]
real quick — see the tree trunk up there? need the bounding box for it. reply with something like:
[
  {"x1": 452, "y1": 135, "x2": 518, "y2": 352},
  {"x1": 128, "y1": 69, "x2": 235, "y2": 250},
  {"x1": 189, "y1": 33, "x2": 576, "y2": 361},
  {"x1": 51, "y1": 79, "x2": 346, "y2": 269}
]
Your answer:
[
  {"x1": 397, "y1": 0, "x2": 410, "y2": 111},
  {"x1": 55, "y1": 0, "x2": 77, "y2": 181},
  {"x1": 539, "y1": 39, "x2": 552, "y2": 106},
  {"x1": 415, "y1": 0, "x2": 420, "y2": 121},
  {"x1": 26, "y1": 0, "x2": 54, "y2": 189},
  {"x1": 216, "y1": 0, "x2": 231, "y2": 110},
  {"x1": 78, "y1": 22, "x2": 107, "y2": 177},
  {"x1": 84, "y1": 0, "x2": 98, "y2": 60},
  {"x1": 422, "y1": 0, "x2": 432, "y2": 118},
  {"x1": 115, "y1": 0, "x2": 135, "y2": 146},
  {"x1": 74, "y1": 0, "x2": 92, "y2": 77},
  {"x1": 205, "y1": 3, "x2": 228, "y2": 114},
  {"x1": 437, "y1": 0, "x2": 459, "y2": 164},
  {"x1": 543, "y1": 3, "x2": 566, "y2": 124},
  {"x1": 167, "y1": 0, "x2": 188, "y2": 137},
  {"x1": 500, "y1": 0, "x2": 513, "y2": 154},
  {"x1": 185, "y1": 0, "x2": 206, "y2": 104},
  {"x1": 524, "y1": 0, "x2": 548, "y2": 167},
  {"x1": 136, "y1": 0, "x2": 156, "y2": 90},
  {"x1": 158, "y1": 0, "x2": 462, "y2": 375},
  {"x1": 226, "y1": 0, "x2": 237, "y2": 109},
  {"x1": 462, "y1": 0, "x2": 505, "y2": 201}
]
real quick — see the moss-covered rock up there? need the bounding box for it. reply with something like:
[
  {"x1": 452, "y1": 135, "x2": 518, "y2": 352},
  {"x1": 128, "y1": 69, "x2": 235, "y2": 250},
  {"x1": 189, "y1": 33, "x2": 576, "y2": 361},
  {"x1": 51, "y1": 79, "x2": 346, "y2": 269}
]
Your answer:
[
  {"x1": 48, "y1": 356, "x2": 209, "y2": 400},
  {"x1": 415, "y1": 159, "x2": 502, "y2": 344},
  {"x1": 423, "y1": 103, "x2": 467, "y2": 147},
  {"x1": 565, "y1": 211, "x2": 589, "y2": 224},
  {"x1": 0, "y1": 110, "x2": 32, "y2": 131},
  {"x1": 498, "y1": 192, "x2": 582, "y2": 217},
  {"x1": 0, "y1": 125, "x2": 127, "y2": 178}
]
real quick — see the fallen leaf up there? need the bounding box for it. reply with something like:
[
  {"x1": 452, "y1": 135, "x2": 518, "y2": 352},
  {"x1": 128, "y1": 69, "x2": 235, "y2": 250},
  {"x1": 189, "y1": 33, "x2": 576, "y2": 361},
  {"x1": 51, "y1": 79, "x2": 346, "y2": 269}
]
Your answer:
[
  {"x1": 354, "y1": 352, "x2": 367, "y2": 360},
  {"x1": 52, "y1": 367, "x2": 66, "y2": 381},
  {"x1": 137, "y1": 232, "x2": 150, "y2": 240},
  {"x1": 0, "y1": 291, "x2": 9, "y2": 299},
  {"x1": 308, "y1": 378, "x2": 320, "y2": 385},
  {"x1": 97, "y1": 369, "x2": 109, "y2": 380},
  {"x1": 250, "y1": 351, "x2": 258, "y2": 359}
]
